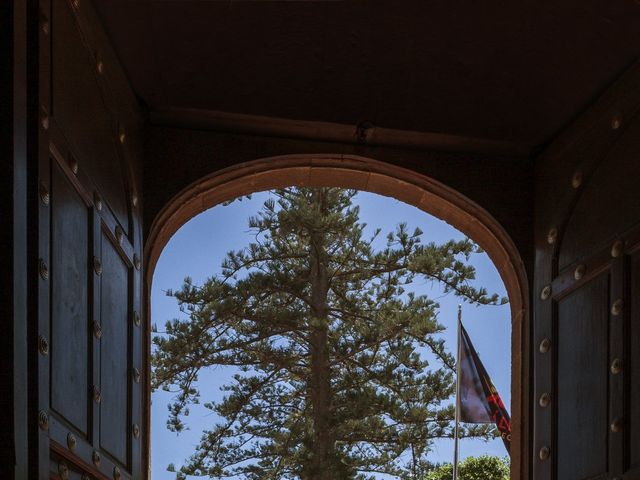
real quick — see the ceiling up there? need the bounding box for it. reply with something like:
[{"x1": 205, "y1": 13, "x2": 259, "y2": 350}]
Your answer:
[{"x1": 94, "y1": 0, "x2": 640, "y2": 153}]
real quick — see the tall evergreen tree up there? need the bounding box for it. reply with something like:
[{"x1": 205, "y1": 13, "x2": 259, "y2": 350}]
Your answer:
[{"x1": 152, "y1": 188, "x2": 505, "y2": 480}]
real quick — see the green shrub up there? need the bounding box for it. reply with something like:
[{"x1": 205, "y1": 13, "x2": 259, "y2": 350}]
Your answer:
[{"x1": 425, "y1": 455, "x2": 510, "y2": 480}]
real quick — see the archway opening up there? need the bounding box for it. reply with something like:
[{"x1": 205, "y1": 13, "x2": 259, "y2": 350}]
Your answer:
[{"x1": 144, "y1": 156, "x2": 529, "y2": 479}]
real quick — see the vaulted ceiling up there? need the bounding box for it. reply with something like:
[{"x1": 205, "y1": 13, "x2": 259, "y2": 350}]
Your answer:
[{"x1": 94, "y1": 0, "x2": 640, "y2": 154}]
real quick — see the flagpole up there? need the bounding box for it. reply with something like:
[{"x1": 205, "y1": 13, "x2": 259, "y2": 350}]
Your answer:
[{"x1": 453, "y1": 304, "x2": 462, "y2": 480}]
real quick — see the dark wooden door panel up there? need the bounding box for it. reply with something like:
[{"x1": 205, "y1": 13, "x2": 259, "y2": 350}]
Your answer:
[
  {"x1": 630, "y1": 251, "x2": 640, "y2": 472},
  {"x1": 557, "y1": 274, "x2": 609, "y2": 480},
  {"x1": 534, "y1": 70, "x2": 640, "y2": 480},
  {"x1": 52, "y1": 0, "x2": 130, "y2": 234},
  {"x1": 99, "y1": 231, "x2": 131, "y2": 466},
  {"x1": 558, "y1": 121, "x2": 640, "y2": 271},
  {"x1": 50, "y1": 161, "x2": 90, "y2": 435},
  {"x1": 38, "y1": 0, "x2": 144, "y2": 477}
]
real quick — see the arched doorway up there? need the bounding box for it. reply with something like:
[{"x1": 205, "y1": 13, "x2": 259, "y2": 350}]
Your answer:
[{"x1": 144, "y1": 154, "x2": 530, "y2": 478}]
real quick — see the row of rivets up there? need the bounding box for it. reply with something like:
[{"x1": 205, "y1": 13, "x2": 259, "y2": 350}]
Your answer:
[
  {"x1": 539, "y1": 326, "x2": 552, "y2": 458},
  {"x1": 609, "y1": 233, "x2": 624, "y2": 440},
  {"x1": 539, "y1": 331, "x2": 552, "y2": 459},
  {"x1": 547, "y1": 226, "x2": 624, "y2": 253},
  {"x1": 610, "y1": 223, "x2": 624, "y2": 438},
  {"x1": 72, "y1": 0, "x2": 130, "y2": 323},
  {"x1": 543, "y1": 238, "x2": 623, "y2": 279},
  {"x1": 539, "y1": 331, "x2": 552, "y2": 458}
]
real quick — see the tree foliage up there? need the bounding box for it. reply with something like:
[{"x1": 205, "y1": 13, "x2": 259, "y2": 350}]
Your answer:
[
  {"x1": 152, "y1": 188, "x2": 505, "y2": 480},
  {"x1": 425, "y1": 455, "x2": 510, "y2": 480}
]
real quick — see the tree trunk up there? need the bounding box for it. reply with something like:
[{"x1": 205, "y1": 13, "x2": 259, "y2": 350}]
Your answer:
[{"x1": 307, "y1": 189, "x2": 335, "y2": 480}]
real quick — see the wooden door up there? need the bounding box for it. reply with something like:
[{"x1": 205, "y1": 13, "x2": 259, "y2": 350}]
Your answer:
[
  {"x1": 35, "y1": 0, "x2": 145, "y2": 478},
  {"x1": 533, "y1": 64, "x2": 640, "y2": 480}
]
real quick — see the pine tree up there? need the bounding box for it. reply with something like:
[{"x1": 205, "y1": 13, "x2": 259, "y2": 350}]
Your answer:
[{"x1": 152, "y1": 188, "x2": 505, "y2": 480}]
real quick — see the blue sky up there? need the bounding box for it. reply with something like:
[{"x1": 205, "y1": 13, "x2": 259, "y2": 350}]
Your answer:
[{"x1": 150, "y1": 190, "x2": 512, "y2": 479}]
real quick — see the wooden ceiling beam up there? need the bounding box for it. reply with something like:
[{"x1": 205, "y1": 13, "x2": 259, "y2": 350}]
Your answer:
[{"x1": 150, "y1": 107, "x2": 529, "y2": 157}]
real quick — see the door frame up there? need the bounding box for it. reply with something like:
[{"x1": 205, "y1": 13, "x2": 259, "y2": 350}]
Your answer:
[{"x1": 144, "y1": 154, "x2": 531, "y2": 479}]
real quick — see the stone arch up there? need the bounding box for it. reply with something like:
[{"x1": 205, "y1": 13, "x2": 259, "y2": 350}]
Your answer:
[{"x1": 144, "y1": 154, "x2": 529, "y2": 478}]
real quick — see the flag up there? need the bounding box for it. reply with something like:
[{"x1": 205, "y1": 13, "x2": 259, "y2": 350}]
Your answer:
[{"x1": 457, "y1": 322, "x2": 511, "y2": 454}]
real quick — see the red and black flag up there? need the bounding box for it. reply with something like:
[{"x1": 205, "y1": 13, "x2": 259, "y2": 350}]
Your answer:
[{"x1": 457, "y1": 322, "x2": 511, "y2": 454}]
